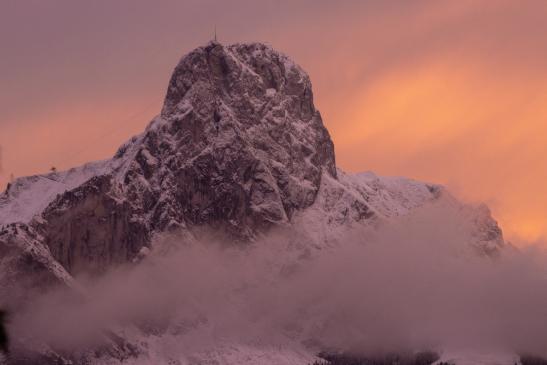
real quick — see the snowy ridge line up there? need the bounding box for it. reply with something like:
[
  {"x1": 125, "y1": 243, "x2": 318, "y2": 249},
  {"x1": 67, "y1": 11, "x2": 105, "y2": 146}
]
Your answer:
[{"x1": 0, "y1": 160, "x2": 112, "y2": 226}]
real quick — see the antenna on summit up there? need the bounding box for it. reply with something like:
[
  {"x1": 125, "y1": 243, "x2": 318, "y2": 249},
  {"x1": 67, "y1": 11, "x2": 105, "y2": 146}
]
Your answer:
[{"x1": 214, "y1": 25, "x2": 217, "y2": 42}]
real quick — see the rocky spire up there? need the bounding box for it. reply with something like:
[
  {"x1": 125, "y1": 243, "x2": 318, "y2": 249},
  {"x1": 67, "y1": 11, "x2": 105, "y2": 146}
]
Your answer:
[
  {"x1": 150, "y1": 42, "x2": 337, "y2": 230},
  {"x1": 28, "y1": 42, "x2": 338, "y2": 274}
]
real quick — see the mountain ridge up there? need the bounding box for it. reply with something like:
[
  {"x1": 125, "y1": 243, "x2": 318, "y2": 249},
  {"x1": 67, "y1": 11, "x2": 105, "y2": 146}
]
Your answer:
[
  {"x1": 0, "y1": 40, "x2": 504, "y2": 282},
  {"x1": 0, "y1": 41, "x2": 505, "y2": 365}
]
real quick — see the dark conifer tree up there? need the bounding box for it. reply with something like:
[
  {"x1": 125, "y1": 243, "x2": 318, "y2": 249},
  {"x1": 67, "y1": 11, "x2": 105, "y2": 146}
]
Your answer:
[{"x1": 0, "y1": 310, "x2": 8, "y2": 354}]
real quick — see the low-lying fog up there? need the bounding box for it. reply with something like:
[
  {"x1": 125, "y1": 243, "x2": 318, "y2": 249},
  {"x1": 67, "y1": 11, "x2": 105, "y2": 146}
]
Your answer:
[{"x1": 8, "y1": 201, "x2": 547, "y2": 359}]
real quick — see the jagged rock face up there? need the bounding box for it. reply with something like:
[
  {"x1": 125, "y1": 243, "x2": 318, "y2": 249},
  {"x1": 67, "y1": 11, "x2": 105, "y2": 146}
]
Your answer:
[
  {"x1": 41, "y1": 176, "x2": 150, "y2": 274},
  {"x1": 33, "y1": 42, "x2": 337, "y2": 273},
  {"x1": 0, "y1": 223, "x2": 73, "y2": 305},
  {"x1": 157, "y1": 42, "x2": 336, "y2": 226},
  {"x1": 121, "y1": 42, "x2": 335, "y2": 232}
]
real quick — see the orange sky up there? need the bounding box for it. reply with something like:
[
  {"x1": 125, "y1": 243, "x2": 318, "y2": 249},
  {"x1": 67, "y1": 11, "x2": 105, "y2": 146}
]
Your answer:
[{"x1": 1, "y1": 1, "x2": 546, "y2": 245}]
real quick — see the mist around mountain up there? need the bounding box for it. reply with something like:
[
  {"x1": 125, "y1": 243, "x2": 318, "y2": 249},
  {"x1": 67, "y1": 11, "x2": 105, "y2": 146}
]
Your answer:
[{"x1": 0, "y1": 42, "x2": 546, "y2": 365}]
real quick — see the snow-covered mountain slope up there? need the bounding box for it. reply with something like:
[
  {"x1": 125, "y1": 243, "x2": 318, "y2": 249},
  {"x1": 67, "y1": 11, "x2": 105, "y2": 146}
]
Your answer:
[
  {"x1": 291, "y1": 169, "x2": 503, "y2": 255},
  {"x1": 0, "y1": 41, "x2": 506, "y2": 364},
  {"x1": 0, "y1": 160, "x2": 114, "y2": 226}
]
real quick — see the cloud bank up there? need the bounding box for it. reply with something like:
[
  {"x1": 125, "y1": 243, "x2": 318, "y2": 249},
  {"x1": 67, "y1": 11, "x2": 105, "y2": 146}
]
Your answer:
[{"x1": 8, "y1": 201, "x2": 547, "y2": 361}]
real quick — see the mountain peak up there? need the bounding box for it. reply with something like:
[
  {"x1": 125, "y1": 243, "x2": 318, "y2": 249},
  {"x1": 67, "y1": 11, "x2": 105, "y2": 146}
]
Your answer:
[
  {"x1": 142, "y1": 41, "x2": 338, "y2": 232},
  {"x1": 1, "y1": 42, "x2": 338, "y2": 273},
  {"x1": 161, "y1": 42, "x2": 313, "y2": 118},
  {"x1": 0, "y1": 42, "x2": 503, "y2": 279}
]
